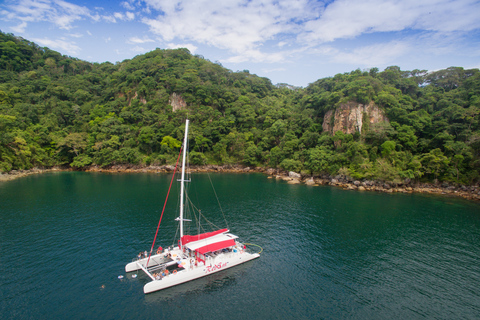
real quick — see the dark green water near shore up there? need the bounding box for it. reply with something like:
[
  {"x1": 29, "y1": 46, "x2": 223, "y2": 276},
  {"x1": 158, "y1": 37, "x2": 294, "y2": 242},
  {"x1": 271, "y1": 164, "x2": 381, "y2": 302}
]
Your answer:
[{"x1": 1, "y1": 172, "x2": 480, "y2": 319}]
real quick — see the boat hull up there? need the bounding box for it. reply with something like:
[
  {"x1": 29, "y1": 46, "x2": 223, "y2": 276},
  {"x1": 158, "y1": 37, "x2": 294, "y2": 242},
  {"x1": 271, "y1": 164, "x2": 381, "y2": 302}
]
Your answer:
[{"x1": 143, "y1": 251, "x2": 260, "y2": 294}]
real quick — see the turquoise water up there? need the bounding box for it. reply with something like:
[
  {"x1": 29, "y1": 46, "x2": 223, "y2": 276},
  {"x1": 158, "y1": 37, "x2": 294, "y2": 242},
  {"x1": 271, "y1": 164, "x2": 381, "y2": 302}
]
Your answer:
[{"x1": 1, "y1": 172, "x2": 480, "y2": 319}]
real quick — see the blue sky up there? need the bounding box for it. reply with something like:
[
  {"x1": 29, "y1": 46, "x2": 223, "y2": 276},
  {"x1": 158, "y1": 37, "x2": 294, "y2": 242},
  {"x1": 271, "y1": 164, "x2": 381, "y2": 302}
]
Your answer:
[{"x1": 1, "y1": 0, "x2": 479, "y2": 87}]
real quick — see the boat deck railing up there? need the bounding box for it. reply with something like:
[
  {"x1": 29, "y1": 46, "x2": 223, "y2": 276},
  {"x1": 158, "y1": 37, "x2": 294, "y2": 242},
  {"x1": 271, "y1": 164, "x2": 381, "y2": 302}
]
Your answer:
[{"x1": 146, "y1": 260, "x2": 172, "y2": 273}]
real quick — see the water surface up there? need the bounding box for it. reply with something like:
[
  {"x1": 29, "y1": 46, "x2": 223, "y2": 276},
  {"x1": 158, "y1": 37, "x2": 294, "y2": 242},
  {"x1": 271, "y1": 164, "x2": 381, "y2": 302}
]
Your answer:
[{"x1": 1, "y1": 172, "x2": 479, "y2": 319}]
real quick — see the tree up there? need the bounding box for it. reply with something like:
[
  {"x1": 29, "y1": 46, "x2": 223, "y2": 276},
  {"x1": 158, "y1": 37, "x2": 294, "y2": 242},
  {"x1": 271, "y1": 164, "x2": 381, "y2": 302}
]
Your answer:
[
  {"x1": 71, "y1": 154, "x2": 92, "y2": 168},
  {"x1": 268, "y1": 146, "x2": 283, "y2": 168},
  {"x1": 160, "y1": 136, "x2": 181, "y2": 151},
  {"x1": 305, "y1": 147, "x2": 333, "y2": 174},
  {"x1": 420, "y1": 149, "x2": 449, "y2": 180},
  {"x1": 380, "y1": 140, "x2": 396, "y2": 158},
  {"x1": 190, "y1": 151, "x2": 207, "y2": 165},
  {"x1": 57, "y1": 132, "x2": 88, "y2": 157},
  {"x1": 243, "y1": 143, "x2": 258, "y2": 166},
  {"x1": 279, "y1": 159, "x2": 302, "y2": 172}
]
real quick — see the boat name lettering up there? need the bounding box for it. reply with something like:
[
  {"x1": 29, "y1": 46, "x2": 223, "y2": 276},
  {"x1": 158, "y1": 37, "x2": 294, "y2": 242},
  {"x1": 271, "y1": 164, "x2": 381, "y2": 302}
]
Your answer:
[{"x1": 205, "y1": 262, "x2": 228, "y2": 273}]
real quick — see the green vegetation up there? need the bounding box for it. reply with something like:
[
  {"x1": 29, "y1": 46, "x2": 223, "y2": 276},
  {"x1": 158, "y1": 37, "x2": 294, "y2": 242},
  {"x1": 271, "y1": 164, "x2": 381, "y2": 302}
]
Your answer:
[{"x1": 1, "y1": 31, "x2": 479, "y2": 185}]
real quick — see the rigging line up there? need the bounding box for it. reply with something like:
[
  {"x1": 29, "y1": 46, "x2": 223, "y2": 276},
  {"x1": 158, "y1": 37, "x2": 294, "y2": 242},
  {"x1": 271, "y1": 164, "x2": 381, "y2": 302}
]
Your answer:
[
  {"x1": 186, "y1": 196, "x2": 201, "y2": 235},
  {"x1": 198, "y1": 204, "x2": 201, "y2": 237},
  {"x1": 206, "y1": 172, "x2": 229, "y2": 230},
  {"x1": 185, "y1": 193, "x2": 222, "y2": 230},
  {"x1": 172, "y1": 224, "x2": 179, "y2": 248},
  {"x1": 147, "y1": 146, "x2": 183, "y2": 267}
]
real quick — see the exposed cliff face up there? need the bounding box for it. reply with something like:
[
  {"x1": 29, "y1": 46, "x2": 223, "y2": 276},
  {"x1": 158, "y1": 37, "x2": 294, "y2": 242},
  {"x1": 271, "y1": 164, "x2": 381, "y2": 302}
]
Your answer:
[
  {"x1": 130, "y1": 91, "x2": 147, "y2": 105},
  {"x1": 322, "y1": 101, "x2": 388, "y2": 134},
  {"x1": 169, "y1": 92, "x2": 187, "y2": 112},
  {"x1": 117, "y1": 91, "x2": 147, "y2": 106}
]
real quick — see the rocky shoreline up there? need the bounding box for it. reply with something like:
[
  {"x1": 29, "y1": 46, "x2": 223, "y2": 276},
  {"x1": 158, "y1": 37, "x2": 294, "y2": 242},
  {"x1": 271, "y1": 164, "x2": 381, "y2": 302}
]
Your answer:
[
  {"x1": 2, "y1": 165, "x2": 480, "y2": 202},
  {"x1": 269, "y1": 170, "x2": 480, "y2": 202},
  {"x1": 0, "y1": 167, "x2": 72, "y2": 181}
]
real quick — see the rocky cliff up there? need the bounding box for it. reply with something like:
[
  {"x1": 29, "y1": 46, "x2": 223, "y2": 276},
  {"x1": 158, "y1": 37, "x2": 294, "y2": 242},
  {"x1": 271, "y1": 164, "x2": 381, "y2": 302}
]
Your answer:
[
  {"x1": 322, "y1": 101, "x2": 388, "y2": 134},
  {"x1": 169, "y1": 92, "x2": 187, "y2": 112}
]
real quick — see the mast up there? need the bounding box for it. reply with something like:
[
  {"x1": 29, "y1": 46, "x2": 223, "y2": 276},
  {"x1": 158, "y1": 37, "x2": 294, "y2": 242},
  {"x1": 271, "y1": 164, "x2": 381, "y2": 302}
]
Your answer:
[{"x1": 179, "y1": 119, "x2": 189, "y2": 242}]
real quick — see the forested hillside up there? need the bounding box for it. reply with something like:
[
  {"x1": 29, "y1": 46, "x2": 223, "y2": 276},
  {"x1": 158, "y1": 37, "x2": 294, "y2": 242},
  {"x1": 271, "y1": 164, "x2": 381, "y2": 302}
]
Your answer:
[{"x1": 1, "y1": 31, "x2": 479, "y2": 184}]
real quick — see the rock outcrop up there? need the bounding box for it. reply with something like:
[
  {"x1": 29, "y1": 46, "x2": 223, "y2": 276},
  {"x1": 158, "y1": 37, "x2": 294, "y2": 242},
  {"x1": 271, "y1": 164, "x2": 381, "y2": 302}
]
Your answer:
[
  {"x1": 322, "y1": 101, "x2": 388, "y2": 134},
  {"x1": 130, "y1": 91, "x2": 147, "y2": 105},
  {"x1": 169, "y1": 93, "x2": 187, "y2": 112},
  {"x1": 118, "y1": 91, "x2": 147, "y2": 106}
]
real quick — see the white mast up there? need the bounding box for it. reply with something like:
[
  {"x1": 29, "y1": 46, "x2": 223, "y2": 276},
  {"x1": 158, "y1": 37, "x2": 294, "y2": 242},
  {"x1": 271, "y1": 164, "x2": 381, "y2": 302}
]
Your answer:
[{"x1": 179, "y1": 119, "x2": 189, "y2": 242}]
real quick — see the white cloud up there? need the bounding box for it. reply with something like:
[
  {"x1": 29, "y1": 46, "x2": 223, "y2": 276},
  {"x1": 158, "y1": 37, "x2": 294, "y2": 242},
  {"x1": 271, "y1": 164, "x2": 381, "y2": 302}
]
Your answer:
[
  {"x1": 1, "y1": 0, "x2": 136, "y2": 30},
  {"x1": 121, "y1": 1, "x2": 136, "y2": 11},
  {"x1": 262, "y1": 67, "x2": 287, "y2": 73},
  {"x1": 102, "y1": 15, "x2": 117, "y2": 23},
  {"x1": 128, "y1": 36, "x2": 155, "y2": 44},
  {"x1": 2, "y1": 0, "x2": 479, "y2": 76},
  {"x1": 3, "y1": 0, "x2": 91, "y2": 30},
  {"x1": 131, "y1": 46, "x2": 145, "y2": 52},
  {"x1": 10, "y1": 21, "x2": 27, "y2": 33},
  {"x1": 139, "y1": 0, "x2": 480, "y2": 65},
  {"x1": 68, "y1": 32, "x2": 83, "y2": 38},
  {"x1": 125, "y1": 11, "x2": 134, "y2": 20},
  {"x1": 301, "y1": 0, "x2": 480, "y2": 44},
  {"x1": 222, "y1": 49, "x2": 288, "y2": 64},
  {"x1": 141, "y1": 0, "x2": 315, "y2": 53},
  {"x1": 31, "y1": 37, "x2": 80, "y2": 55},
  {"x1": 112, "y1": 11, "x2": 135, "y2": 21},
  {"x1": 90, "y1": 13, "x2": 100, "y2": 22},
  {"x1": 166, "y1": 43, "x2": 198, "y2": 54},
  {"x1": 328, "y1": 41, "x2": 410, "y2": 66},
  {"x1": 413, "y1": 0, "x2": 480, "y2": 32}
]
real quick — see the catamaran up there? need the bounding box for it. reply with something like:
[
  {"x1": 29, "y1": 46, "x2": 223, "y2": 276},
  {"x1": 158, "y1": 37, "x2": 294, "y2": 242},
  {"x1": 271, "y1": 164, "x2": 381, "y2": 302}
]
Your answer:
[{"x1": 125, "y1": 119, "x2": 260, "y2": 294}]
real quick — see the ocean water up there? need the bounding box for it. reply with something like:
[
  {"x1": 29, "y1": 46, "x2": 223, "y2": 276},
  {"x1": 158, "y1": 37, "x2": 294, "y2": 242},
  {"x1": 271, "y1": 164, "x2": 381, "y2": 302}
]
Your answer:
[{"x1": 1, "y1": 172, "x2": 479, "y2": 319}]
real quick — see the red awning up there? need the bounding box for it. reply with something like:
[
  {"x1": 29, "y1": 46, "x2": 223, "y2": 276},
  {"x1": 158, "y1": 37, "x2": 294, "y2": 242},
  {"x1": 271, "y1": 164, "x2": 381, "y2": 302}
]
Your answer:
[
  {"x1": 196, "y1": 239, "x2": 236, "y2": 255},
  {"x1": 181, "y1": 228, "x2": 228, "y2": 246}
]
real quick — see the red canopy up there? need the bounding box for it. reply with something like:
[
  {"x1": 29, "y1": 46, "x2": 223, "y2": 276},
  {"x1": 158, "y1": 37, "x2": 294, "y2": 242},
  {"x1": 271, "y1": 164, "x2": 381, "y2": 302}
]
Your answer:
[
  {"x1": 196, "y1": 239, "x2": 236, "y2": 255},
  {"x1": 180, "y1": 228, "x2": 228, "y2": 246}
]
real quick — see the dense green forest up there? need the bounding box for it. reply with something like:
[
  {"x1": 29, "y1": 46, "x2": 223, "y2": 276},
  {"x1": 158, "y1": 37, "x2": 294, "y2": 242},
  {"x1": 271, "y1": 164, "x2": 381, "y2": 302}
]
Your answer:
[{"x1": 1, "y1": 31, "x2": 479, "y2": 184}]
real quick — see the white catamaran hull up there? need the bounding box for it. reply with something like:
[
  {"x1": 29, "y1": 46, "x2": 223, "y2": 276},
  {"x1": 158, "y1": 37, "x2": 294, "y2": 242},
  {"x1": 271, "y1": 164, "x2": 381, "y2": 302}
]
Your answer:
[{"x1": 143, "y1": 250, "x2": 260, "y2": 294}]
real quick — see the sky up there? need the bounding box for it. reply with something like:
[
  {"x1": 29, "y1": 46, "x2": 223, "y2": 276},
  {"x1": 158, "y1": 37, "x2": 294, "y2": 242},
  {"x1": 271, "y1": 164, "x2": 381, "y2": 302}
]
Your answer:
[{"x1": 1, "y1": 0, "x2": 480, "y2": 87}]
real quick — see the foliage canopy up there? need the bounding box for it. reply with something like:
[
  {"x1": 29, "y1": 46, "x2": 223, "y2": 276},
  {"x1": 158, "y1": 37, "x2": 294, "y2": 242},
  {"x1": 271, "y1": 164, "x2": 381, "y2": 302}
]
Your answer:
[{"x1": 1, "y1": 31, "x2": 480, "y2": 184}]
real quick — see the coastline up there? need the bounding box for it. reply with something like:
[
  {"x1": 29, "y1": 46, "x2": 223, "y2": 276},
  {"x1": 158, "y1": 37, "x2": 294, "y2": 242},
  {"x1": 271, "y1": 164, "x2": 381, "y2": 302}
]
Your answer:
[
  {"x1": 2, "y1": 165, "x2": 479, "y2": 202},
  {"x1": 0, "y1": 167, "x2": 72, "y2": 181}
]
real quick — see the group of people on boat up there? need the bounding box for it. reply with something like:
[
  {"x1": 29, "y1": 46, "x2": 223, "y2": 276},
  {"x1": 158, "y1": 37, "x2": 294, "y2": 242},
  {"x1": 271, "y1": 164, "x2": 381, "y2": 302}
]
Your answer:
[
  {"x1": 152, "y1": 271, "x2": 165, "y2": 280},
  {"x1": 137, "y1": 251, "x2": 148, "y2": 259},
  {"x1": 137, "y1": 246, "x2": 166, "y2": 260},
  {"x1": 152, "y1": 267, "x2": 181, "y2": 280}
]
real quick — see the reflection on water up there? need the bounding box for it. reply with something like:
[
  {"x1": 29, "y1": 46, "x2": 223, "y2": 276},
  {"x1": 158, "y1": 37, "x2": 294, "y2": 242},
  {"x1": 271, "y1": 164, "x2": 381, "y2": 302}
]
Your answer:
[{"x1": 1, "y1": 172, "x2": 480, "y2": 319}]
